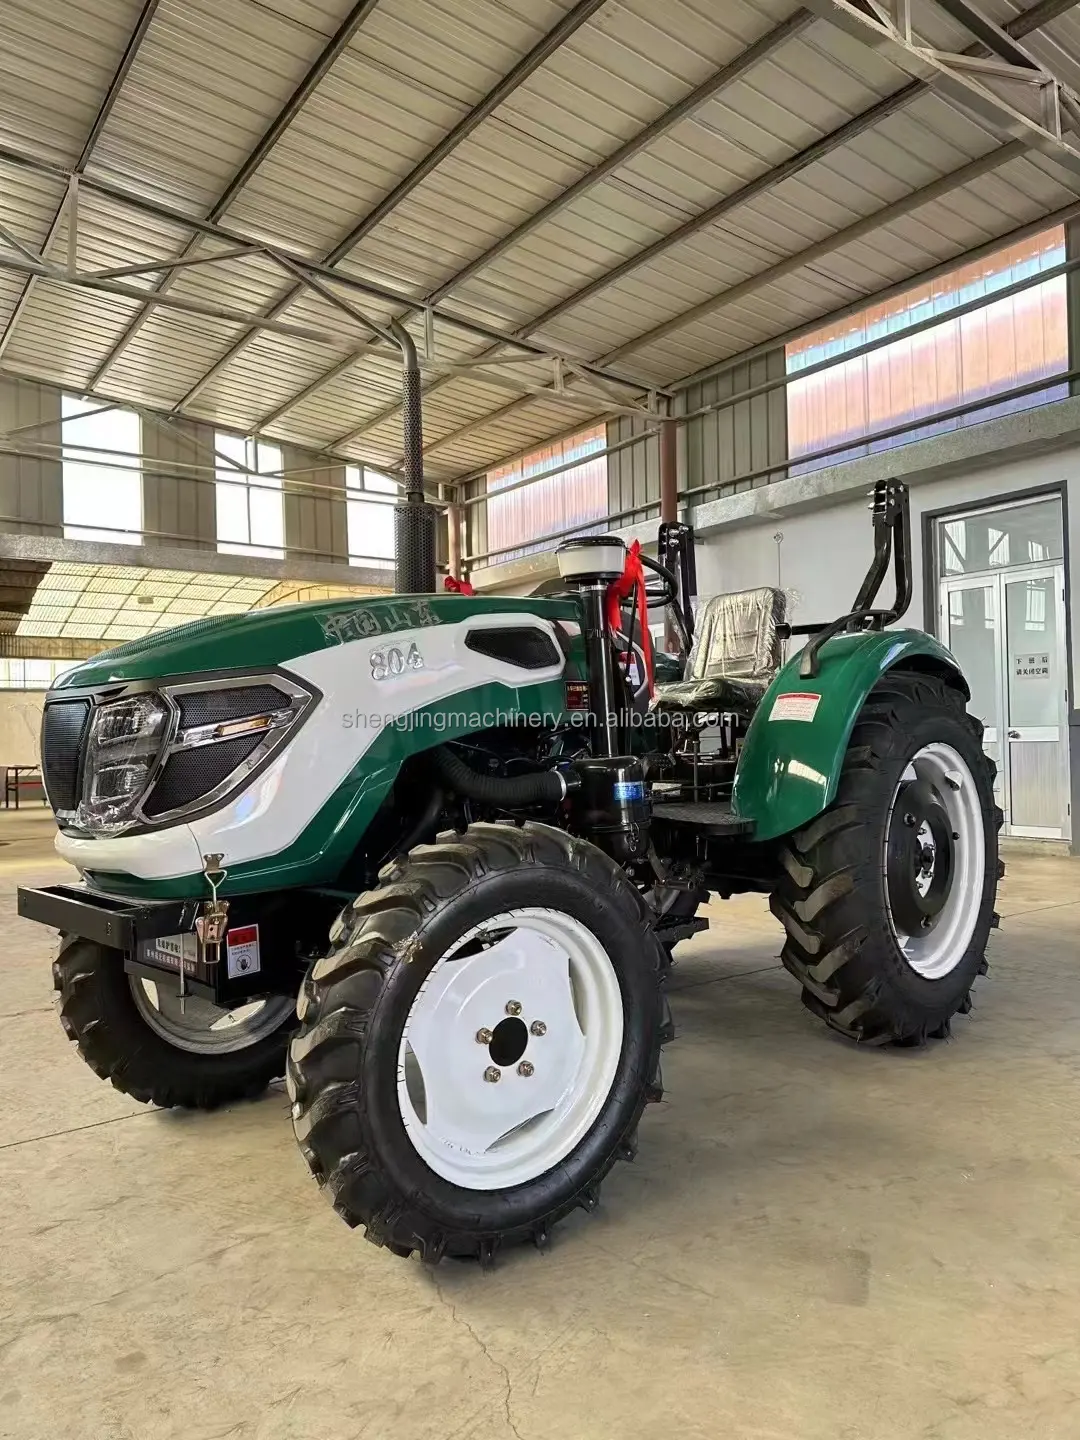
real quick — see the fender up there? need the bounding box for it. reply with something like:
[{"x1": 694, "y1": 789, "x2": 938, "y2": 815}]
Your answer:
[{"x1": 732, "y1": 629, "x2": 968, "y2": 842}]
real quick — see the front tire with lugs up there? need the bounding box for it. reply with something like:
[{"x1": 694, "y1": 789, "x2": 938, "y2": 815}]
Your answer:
[
  {"x1": 288, "y1": 822, "x2": 668, "y2": 1263},
  {"x1": 54, "y1": 937, "x2": 296, "y2": 1108},
  {"x1": 771, "y1": 671, "x2": 1001, "y2": 1046}
]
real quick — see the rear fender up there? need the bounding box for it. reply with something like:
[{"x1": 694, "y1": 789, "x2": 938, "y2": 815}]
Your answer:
[{"x1": 732, "y1": 630, "x2": 968, "y2": 842}]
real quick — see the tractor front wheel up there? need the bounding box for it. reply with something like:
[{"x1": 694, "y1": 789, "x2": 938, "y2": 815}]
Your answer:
[
  {"x1": 288, "y1": 822, "x2": 668, "y2": 1263},
  {"x1": 54, "y1": 937, "x2": 297, "y2": 1107},
  {"x1": 771, "y1": 672, "x2": 1001, "y2": 1046}
]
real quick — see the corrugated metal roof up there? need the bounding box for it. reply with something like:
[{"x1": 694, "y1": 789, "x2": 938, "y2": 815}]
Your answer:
[{"x1": 1, "y1": 0, "x2": 1080, "y2": 482}]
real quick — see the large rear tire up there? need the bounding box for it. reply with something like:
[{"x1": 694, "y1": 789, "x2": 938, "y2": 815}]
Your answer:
[
  {"x1": 54, "y1": 937, "x2": 296, "y2": 1108},
  {"x1": 771, "y1": 672, "x2": 1002, "y2": 1046},
  {"x1": 288, "y1": 822, "x2": 668, "y2": 1263}
]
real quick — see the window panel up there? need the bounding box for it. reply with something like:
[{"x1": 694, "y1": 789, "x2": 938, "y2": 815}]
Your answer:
[
  {"x1": 215, "y1": 432, "x2": 284, "y2": 558},
  {"x1": 786, "y1": 228, "x2": 1068, "y2": 474},
  {"x1": 62, "y1": 396, "x2": 142, "y2": 544},
  {"x1": 935, "y1": 500, "x2": 1062, "y2": 579},
  {"x1": 249, "y1": 485, "x2": 285, "y2": 551},
  {"x1": 215, "y1": 482, "x2": 249, "y2": 546},
  {"x1": 485, "y1": 424, "x2": 607, "y2": 564},
  {"x1": 345, "y1": 465, "x2": 395, "y2": 568}
]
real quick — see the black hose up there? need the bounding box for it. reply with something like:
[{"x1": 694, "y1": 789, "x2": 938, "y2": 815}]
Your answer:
[
  {"x1": 433, "y1": 746, "x2": 566, "y2": 806},
  {"x1": 395, "y1": 785, "x2": 444, "y2": 855}
]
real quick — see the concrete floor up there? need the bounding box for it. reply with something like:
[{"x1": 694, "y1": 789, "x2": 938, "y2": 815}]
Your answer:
[{"x1": 1, "y1": 809, "x2": 1078, "y2": 1440}]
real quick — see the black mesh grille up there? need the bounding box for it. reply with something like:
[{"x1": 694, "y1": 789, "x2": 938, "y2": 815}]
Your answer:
[
  {"x1": 143, "y1": 735, "x2": 263, "y2": 818},
  {"x1": 177, "y1": 685, "x2": 288, "y2": 729},
  {"x1": 465, "y1": 627, "x2": 561, "y2": 670},
  {"x1": 394, "y1": 501, "x2": 437, "y2": 594},
  {"x1": 41, "y1": 700, "x2": 91, "y2": 813}
]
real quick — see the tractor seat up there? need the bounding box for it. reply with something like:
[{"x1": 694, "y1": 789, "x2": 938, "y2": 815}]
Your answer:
[{"x1": 652, "y1": 586, "x2": 787, "y2": 719}]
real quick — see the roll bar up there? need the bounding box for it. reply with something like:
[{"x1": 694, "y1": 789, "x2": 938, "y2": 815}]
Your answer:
[{"x1": 778, "y1": 479, "x2": 913, "y2": 680}]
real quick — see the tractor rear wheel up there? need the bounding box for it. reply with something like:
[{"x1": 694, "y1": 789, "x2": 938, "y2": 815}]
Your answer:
[
  {"x1": 287, "y1": 822, "x2": 668, "y2": 1263},
  {"x1": 771, "y1": 672, "x2": 1001, "y2": 1046}
]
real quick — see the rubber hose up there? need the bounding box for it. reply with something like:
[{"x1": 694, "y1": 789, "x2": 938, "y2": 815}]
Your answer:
[{"x1": 433, "y1": 746, "x2": 566, "y2": 806}]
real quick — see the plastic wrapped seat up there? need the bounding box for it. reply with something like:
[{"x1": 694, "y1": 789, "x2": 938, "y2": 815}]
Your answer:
[{"x1": 652, "y1": 587, "x2": 787, "y2": 718}]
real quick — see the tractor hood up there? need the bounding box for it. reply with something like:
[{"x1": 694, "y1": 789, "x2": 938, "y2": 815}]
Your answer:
[{"x1": 54, "y1": 592, "x2": 582, "y2": 689}]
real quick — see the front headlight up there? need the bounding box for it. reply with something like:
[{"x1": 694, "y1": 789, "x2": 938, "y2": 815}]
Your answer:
[
  {"x1": 72, "y1": 676, "x2": 315, "y2": 835},
  {"x1": 76, "y1": 695, "x2": 171, "y2": 834}
]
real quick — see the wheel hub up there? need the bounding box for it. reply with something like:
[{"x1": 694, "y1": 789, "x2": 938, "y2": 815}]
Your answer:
[
  {"x1": 486, "y1": 1015, "x2": 530, "y2": 1068},
  {"x1": 397, "y1": 907, "x2": 624, "y2": 1189},
  {"x1": 886, "y1": 777, "x2": 955, "y2": 936},
  {"x1": 129, "y1": 978, "x2": 295, "y2": 1055},
  {"x1": 882, "y1": 744, "x2": 986, "y2": 981}
]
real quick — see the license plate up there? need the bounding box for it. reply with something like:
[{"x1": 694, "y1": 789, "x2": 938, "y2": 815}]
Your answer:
[{"x1": 137, "y1": 932, "x2": 207, "y2": 980}]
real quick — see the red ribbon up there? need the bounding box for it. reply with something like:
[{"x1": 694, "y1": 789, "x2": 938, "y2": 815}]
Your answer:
[
  {"x1": 605, "y1": 539, "x2": 654, "y2": 696},
  {"x1": 443, "y1": 574, "x2": 475, "y2": 596}
]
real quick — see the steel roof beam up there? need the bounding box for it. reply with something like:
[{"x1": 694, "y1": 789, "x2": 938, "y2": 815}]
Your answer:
[
  {"x1": 259, "y1": 9, "x2": 813, "y2": 435},
  {"x1": 166, "y1": 0, "x2": 610, "y2": 416},
  {"x1": 0, "y1": 139, "x2": 659, "y2": 399},
  {"x1": 525, "y1": 0, "x2": 1080, "y2": 339},
  {"x1": 805, "y1": 1, "x2": 1080, "y2": 174},
  {"x1": 0, "y1": 0, "x2": 163, "y2": 361},
  {"x1": 600, "y1": 139, "x2": 1026, "y2": 362},
  {"x1": 332, "y1": 0, "x2": 1074, "y2": 456},
  {"x1": 86, "y1": 0, "x2": 383, "y2": 389},
  {"x1": 0, "y1": 249, "x2": 362, "y2": 343}
]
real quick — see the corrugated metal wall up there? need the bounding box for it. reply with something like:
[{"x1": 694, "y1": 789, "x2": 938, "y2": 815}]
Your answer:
[
  {"x1": 607, "y1": 417, "x2": 661, "y2": 529},
  {"x1": 141, "y1": 415, "x2": 218, "y2": 551},
  {"x1": 283, "y1": 445, "x2": 348, "y2": 563},
  {"x1": 0, "y1": 377, "x2": 62, "y2": 535},
  {"x1": 678, "y1": 349, "x2": 788, "y2": 504}
]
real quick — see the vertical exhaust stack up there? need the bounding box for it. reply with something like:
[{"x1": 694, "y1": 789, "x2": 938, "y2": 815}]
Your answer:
[{"x1": 391, "y1": 320, "x2": 437, "y2": 594}]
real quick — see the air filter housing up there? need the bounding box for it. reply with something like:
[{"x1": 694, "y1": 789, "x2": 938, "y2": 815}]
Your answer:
[{"x1": 556, "y1": 535, "x2": 626, "y2": 584}]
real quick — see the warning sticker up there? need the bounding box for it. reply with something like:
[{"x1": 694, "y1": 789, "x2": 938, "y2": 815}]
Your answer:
[
  {"x1": 226, "y1": 924, "x2": 260, "y2": 979},
  {"x1": 769, "y1": 691, "x2": 822, "y2": 723}
]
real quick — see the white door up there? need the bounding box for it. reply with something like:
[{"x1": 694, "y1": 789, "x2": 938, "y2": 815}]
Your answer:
[
  {"x1": 940, "y1": 578, "x2": 1005, "y2": 816},
  {"x1": 1002, "y1": 567, "x2": 1069, "y2": 838},
  {"x1": 940, "y1": 566, "x2": 1070, "y2": 839}
]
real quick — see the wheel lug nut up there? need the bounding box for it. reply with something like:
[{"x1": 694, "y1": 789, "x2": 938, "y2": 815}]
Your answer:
[
  {"x1": 505, "y1": 1000, "x2": 522, "y2": 1016},
  {"x1": 484, "y1": 1066, "x2": 501, "y2": 1083},
  {"x1": 904, "y1": 812, "x2": 917, "y2": 827},
  {"x1": 517, "y1": 1061, "x2": 534, "y2": 1077},
  {"x1": 530, "y1": 1020, "x2": 546, "y2": 1037},
  {"x1": 476, "y1": 1027, "x2": 493, "y2": 1045}
]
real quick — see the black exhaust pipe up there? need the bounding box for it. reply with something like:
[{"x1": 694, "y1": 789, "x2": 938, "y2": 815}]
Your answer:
[{"x1": 391, "y1": 319, "x2": 437, "y2": 595}]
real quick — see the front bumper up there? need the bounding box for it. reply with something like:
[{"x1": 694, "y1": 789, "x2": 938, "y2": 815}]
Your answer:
[
  {"x1": 17, "y1": 882, "x2": 312, "y2": 1004},
  {"x1": 18, "y1": 883, "x2": 199, "y2": 951}
]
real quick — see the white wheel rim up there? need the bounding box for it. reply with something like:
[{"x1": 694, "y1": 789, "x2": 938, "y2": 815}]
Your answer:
[
  {"x1": 396, "y1": 907, "x2": 624, "y2": 1190},
  {"x1": 883, "y1": 743, "x2": 986, "y2": 980},
  {"x1": 129, "y1": 978, "x2": 295, "y2": 1055}
]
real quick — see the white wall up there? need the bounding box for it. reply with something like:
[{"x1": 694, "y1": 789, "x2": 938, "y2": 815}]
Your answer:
[
  {"x1": 694, "y1": 447, "x2": 1080, "y2": 689},
  {"x1": 695, "y1": 498, "x2": 871, "y2": 630},
  {"x1": 0, "y1": 691, "x2": 44, "y2": 766}
]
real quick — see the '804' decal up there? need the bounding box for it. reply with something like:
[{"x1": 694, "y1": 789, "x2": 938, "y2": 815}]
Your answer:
[{"x1": 370, "y1": 642, "x2": 425, "y2": 680}]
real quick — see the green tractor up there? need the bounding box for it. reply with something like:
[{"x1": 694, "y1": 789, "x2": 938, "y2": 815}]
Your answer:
[{"x1": 20, "y1": 478, "x2": 1000, "y2": 1263}]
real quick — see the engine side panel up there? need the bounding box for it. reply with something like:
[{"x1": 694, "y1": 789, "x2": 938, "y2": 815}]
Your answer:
[
  {"x1": 731, "y1": 630, "x2": 968, "y2": 842},
  {"x1": 58, "y1": 613, "x2": 571, "y2": 898}
]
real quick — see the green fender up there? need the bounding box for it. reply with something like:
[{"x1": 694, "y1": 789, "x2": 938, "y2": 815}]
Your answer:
[{"x1": 731, "y1": 630, "x2": 968, "y2": 842}]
